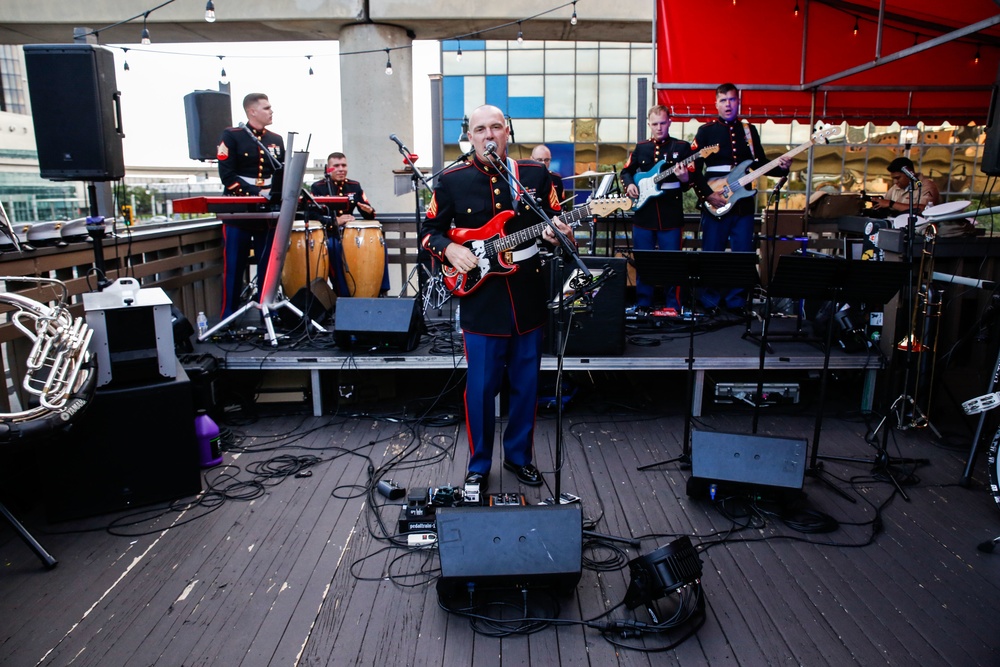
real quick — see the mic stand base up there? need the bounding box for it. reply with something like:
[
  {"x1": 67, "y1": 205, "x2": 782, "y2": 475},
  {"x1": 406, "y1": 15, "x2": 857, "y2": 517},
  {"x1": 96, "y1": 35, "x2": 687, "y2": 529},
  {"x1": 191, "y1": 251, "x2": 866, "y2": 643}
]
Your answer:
[{"x1": 199, "y1": 297, "x2": 327, "y2": 348}]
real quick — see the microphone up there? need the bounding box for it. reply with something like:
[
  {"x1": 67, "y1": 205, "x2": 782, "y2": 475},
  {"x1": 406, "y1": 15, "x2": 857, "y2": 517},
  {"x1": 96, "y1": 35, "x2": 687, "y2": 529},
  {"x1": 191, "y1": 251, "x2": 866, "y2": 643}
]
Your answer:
[
  {"x1": 772, "y1": 175, "x2": 788, "y2": 193},
  {"x1": 900, "y1": 165, "x2": 919, "y2": 182},
  {"x1": 389, "y1": 133, "x2": 408, "y2": 152},
  {"x1": 484, "y1": 141, "x2": 498, "y2": 155}
]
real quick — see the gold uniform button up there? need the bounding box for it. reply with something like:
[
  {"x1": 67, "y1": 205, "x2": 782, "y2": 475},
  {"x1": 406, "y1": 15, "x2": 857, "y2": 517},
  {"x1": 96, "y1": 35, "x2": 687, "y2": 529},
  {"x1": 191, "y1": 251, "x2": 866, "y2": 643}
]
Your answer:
[
  {"x1": 494, "y1": 188, "x2": 501, "y2": 195},
  {"x1": 466, "y1": 208, "x2": 472, "y2": 213},
  {"x1": 495, "y1": 203, "x2": 502, "y2": 210},
  {"x1": 491, "y1": 176, "x2": 498, "y2": 183}
]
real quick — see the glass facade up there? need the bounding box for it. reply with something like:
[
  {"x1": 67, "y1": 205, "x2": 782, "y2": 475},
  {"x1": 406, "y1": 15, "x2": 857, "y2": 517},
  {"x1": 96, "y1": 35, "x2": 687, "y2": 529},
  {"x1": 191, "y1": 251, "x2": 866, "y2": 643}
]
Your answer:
[{"x1": 0, "y1": 45, "x2": 28, "y2": 114}]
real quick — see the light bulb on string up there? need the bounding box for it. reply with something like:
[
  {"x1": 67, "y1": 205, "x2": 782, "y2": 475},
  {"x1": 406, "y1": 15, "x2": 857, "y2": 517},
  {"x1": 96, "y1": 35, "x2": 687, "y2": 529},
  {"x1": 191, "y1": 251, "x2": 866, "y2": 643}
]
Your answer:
[
  {"x1": 975, "y1": 46, "x2": 981, "y2": 65},
  {"x1": 306, "y1": 55, "x2": 314, "y2": 76},
  {"x1": 456, "y1": 40, "x2": 463, "y2": 62},
  {"x1": 141, "y1": 13, "x2": 151, "y2": 45},
  {"x1": 218, "y1": 56, "x2": 228, "y2": 84},
  {"x1": 794, "y1": 1, "x2": 799, "y2": 16},
  {"x1": 122, "y1": 47, "x2": 130, "y2": 72},
  {"x1": 517, "y1": 22, "x2": 523, "y2": 45},
  {"x1": 384, "y1": 49, "x2": 393, "y2": 76},
  {"x1": 853, "y1": 16, "x2": 859, "y2": 36},
  {"x1": 570, "y1": 2, "x2": 578, "y2": 26},
  {"x1": 204, "y1": 1, "x2": 216, "y2": 23}
]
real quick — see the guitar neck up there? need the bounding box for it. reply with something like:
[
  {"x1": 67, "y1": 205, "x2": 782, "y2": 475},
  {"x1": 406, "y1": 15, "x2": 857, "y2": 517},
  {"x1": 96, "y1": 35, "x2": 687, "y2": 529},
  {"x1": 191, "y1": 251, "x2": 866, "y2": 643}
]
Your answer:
[
  {"x1": 653, "y1": 151, "x2": 701, "y2": 186},
  {"x1": 497, "y1": 204, "x2": 591, "y2": 252},
  {"x1": 734, "y1": 140, "x2": 813, "y2": 188}
]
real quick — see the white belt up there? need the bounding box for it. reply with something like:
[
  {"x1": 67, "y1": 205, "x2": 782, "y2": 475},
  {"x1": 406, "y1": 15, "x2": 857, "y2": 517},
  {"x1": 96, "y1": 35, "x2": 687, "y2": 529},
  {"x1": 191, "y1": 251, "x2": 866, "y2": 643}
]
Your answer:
[
  {"x1": 510, "y1": 244, "x2": 539, "y2": 262},
  {"x1": 238, "y1": 175, "x2": 272, "y2": 186},
  {"x1": 706, "y1": 165, "x2": 731, "y2": 173},
  {"x1": 660, "y1": 182, "x2": 681, "y2": 190}
]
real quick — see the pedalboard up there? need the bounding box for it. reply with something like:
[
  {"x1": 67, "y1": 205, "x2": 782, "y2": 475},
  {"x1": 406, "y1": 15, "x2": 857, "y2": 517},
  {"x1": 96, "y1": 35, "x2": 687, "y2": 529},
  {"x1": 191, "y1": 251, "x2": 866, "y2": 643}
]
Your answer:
[{"x1": 488, "y1": 493, "x2": 526, "y2": 507}]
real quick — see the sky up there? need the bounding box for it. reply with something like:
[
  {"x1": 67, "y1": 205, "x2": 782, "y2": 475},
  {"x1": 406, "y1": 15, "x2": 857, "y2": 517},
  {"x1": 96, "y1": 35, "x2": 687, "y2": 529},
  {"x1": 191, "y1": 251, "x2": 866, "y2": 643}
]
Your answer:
[{"x1": 107, "y1": 41, "x2": 440, "y2": 172}]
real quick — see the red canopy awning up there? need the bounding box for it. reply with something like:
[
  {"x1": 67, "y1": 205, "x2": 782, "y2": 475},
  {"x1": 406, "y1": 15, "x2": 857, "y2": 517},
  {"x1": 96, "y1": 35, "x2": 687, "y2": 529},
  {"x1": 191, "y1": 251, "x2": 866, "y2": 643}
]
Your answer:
[{"x1": 655, "y1": 0, "x2": 1000, "y2": 125}]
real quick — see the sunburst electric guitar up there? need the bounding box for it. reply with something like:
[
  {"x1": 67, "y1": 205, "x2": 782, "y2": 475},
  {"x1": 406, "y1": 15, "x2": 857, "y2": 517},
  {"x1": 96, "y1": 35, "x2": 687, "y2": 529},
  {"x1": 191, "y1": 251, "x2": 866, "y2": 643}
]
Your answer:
[
  {"x1": 634, "y1": 144, "x2": 719, "y2": 210},
  {"x1": 704, "y1": 125, "x2": 841, "y2": 217},
  {"x1": 442, "y1": 196, "x2": 632, "y2": 297}
]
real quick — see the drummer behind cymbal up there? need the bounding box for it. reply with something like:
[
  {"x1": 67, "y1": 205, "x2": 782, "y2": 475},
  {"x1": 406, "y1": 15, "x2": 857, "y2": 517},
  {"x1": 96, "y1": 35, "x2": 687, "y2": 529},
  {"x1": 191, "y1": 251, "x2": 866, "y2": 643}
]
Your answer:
[
  {"x1": 872, "y1": 157, "x2": 940, "y2": 215},
  {"x1": 309, "y1": 152, "x2": 390, "y2": 297}
]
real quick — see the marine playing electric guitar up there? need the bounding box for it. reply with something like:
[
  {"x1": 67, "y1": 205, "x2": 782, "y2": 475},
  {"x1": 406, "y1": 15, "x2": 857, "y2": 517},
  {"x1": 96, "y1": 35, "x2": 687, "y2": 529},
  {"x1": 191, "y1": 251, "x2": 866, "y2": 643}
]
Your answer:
[
  {"x1": 704, "y1": 125, "x2": 841, "y2": 217},
  {"x1": 633, "y1": 144, "x2": 719, "y2": 210}
]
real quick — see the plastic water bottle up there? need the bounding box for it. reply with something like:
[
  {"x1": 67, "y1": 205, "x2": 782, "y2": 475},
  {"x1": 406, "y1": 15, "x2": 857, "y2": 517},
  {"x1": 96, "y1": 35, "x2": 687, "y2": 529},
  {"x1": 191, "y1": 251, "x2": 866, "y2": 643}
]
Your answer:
[
  {"x1": 196, "y1": 311, "x2": 208, "y2": 338},
  {"x1": 194, "y1": 409, "x2": 223, "y2": 468},
  {"x1": 454, "y1": 303, "x2": 461, "y2": 333}
]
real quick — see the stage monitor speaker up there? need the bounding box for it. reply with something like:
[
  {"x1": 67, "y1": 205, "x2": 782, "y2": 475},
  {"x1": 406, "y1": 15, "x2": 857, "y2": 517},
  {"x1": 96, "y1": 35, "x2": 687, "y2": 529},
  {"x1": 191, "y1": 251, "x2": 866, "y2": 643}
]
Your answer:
[
  {"x1": 334, "y1": 297, "x2": 421, "y2": 351},
  {"x1": 45, "y1": 361, "x2": 202, "y2": 521},
  {"x1": 687, "y1": 429, "x2": 807, "y2": 502},
  {"x1": 546, "y1": 255, "x2": 626, "y2": 356},
  {"x1": 982, "y1": 86, "x2": 1000, "y2": 176},
  {"x1": 436, "y1": 504, "x2": 582, "y2": 602},
  {"x1": 184, "y1": 90, "x2": 232, "y2": 161},
  {"x1": 24, "y1": 44, "x2": 125, "y2": 181}
]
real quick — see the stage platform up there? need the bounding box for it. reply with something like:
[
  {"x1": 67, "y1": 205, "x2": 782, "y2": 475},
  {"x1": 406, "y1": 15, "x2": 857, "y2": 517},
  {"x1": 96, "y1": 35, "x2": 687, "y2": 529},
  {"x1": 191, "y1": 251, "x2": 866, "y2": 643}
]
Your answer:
[{"x1": 197, "y1": 305, "x2": 880, "y2": 418}]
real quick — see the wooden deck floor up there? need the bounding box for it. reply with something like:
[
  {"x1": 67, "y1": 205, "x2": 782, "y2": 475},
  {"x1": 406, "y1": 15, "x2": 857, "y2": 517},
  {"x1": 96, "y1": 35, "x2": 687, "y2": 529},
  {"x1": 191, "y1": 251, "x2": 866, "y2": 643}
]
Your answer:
[{"x1": 2, "y1": 372, "x2": 999, "y2": 666}]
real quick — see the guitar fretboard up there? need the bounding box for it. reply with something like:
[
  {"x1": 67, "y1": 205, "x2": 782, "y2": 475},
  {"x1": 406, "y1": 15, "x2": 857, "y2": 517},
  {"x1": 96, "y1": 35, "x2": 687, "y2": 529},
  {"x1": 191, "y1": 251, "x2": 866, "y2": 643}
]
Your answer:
[{"x1": 491, "y1": 203, "x2": 595, "y2": 254}]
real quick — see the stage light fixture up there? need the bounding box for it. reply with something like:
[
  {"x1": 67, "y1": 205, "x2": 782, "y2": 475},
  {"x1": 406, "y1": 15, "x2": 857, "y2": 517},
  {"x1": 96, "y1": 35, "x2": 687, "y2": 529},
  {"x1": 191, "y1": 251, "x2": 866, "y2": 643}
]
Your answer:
[
  {"x1": 624, "y1": 536, "x2": 702, "y2": 610},
  {"x1": 385, "y1": 49, "x2": 393, "y2": 76},
  {"x1": 204, "y1": 1, "x2": 216, "y2": 23}
]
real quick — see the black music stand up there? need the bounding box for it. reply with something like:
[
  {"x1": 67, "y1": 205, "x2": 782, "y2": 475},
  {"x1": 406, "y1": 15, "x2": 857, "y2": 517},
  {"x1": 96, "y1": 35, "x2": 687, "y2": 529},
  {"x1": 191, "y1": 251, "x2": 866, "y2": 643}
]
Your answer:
[
  {"x1": 767, "y1": 255, "x2": 909, "y2": 499},
  {"x1": 633, "y1": 251, "x2": 759, "y2": 469}
]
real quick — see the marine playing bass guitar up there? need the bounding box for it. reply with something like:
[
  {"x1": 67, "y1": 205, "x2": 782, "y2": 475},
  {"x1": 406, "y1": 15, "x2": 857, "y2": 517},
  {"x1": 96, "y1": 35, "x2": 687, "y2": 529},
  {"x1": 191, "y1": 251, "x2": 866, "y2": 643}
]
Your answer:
[
  {"x1": 704, "y1": 125, "x2": 841, "y2": 217},
  {"x1": 442, "y1": 196, "x2": 632, "y2": 297},
  {"x1": 633, "y1": 144, "x2": 719, "y2": 210}
]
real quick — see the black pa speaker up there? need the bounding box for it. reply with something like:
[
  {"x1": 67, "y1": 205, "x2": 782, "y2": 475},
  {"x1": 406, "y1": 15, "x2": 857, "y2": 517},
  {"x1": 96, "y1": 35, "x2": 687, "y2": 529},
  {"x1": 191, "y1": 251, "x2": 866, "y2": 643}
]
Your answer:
[
  {"x1": 45, "y1": 361, "x2": 203, "y2": 521},
  {"x1": 687, "y1": 429, "x2": 807, "y2": 502},
  {"x1": 546, "y1": 256, "x2": 626, "y2": 356},
  {"x1": 23, "y1": 44, "x2": 125, "y2": 181},
  {"x1": 983, "y1": 86, "x2": 1000, "y2": 176},
  {"x1": 184, "y1": 90, "x2": 233, "y2": 161},
  {"x1": 334, "y1": 297, "x2": 421, "y2": 351},
  {"x1": 436, "y1": 504, "x2": 583, "y2": 602}
]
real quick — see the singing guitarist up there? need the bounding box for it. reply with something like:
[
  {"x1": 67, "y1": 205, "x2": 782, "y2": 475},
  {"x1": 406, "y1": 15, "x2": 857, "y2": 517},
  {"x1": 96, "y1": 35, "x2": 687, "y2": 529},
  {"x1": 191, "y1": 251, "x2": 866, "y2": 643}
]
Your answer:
[
  {"x1": 621, "y1": 105, "x2": 692, "y2": 313},
  {"x1": 420, "y1": 104, "x2": 574, "y2": 493},
  {"x1": 691, "y1": 83, "x2": 791, "y2": 312}
]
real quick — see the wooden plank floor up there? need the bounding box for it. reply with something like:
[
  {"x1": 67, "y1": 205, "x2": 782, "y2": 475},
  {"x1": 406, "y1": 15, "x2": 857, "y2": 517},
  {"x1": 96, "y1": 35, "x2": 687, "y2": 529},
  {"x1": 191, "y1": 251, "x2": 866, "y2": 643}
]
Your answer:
[{"x1": 2, "y1": 371, "x2": 999, "y2": 666}]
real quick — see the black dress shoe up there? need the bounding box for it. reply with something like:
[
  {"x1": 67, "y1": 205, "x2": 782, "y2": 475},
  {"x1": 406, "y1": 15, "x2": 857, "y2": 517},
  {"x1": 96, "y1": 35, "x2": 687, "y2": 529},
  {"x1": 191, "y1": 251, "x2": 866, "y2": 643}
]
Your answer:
[
  {"x1": 502, "y1": 461, "x2": 543, "y2": 486},
  {"x1": 464, "y1": 471, "x2": 489, "y2": 492}
]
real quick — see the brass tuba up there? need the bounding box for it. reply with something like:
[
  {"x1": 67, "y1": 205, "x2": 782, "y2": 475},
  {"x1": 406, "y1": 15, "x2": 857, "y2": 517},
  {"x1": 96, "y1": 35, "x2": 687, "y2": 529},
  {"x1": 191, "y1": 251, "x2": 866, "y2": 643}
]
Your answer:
[{"x1": 0, "y1": 277, "x2": 97, "y2": 443}]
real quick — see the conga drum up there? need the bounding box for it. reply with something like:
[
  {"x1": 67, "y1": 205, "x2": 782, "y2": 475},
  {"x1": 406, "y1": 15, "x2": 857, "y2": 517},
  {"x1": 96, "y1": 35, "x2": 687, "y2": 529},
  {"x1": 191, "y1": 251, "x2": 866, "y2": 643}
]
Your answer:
[
  {"x1": 340, "y1": 221, "x2": 385, "y2": 298},
  {"x1": 281, "y1": 222, "x2": 329, "y2": 297}
]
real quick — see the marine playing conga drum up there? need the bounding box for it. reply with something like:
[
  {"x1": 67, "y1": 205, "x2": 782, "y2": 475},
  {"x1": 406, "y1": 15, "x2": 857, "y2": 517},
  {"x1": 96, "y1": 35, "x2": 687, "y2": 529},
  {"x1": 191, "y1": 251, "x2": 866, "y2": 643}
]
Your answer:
[{"x1": 340, "y1": 221, "x2": 385, "y2": 298}]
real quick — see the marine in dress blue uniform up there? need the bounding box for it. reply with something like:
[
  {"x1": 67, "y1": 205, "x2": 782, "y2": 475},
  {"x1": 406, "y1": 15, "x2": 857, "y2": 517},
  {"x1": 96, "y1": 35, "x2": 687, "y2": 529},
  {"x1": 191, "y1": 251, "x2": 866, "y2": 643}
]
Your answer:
[
  {"x1": 691, "y1": 83, "x2": 789, "y2": 311},
  {"x1": 421, "y1": 105, "x2": 573, "y2": 491},
  {"x1": 310, "y1": 153, "x2": 389, "y2": 296},
  {"x1": 216, "y1": 93, "x2": 285, "y2": 318},
  {"x1": 621, "y1": 105, "x2": 692, "y2": 311}
]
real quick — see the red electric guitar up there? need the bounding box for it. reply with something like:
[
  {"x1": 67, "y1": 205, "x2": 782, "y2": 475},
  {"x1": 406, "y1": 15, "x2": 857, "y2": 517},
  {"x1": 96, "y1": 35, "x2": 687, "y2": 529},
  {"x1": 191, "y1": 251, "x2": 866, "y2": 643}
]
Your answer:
[{"x1": 442, "y1": 196, "x2": 632, "y2": 297}]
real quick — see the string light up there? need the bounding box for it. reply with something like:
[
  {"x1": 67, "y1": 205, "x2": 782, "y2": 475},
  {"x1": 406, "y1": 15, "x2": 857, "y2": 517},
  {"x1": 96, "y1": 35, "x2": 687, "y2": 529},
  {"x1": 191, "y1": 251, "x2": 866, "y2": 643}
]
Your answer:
[
  {"x1": 122, "y1": 47, "x2": 130, "y2": 72},
  {"x1": 975, "y1": 45, "x2": 981, "y2": 65},
  {"x1": 204, "y1": 1, "x2": 216, "y2": 23},
  {"x1": 218, "y1": 55, "x2": 227, "y2": 84},
  {"x1": 140, "y1": 12, "x2": 151, "y2": 44},
  {"x1": 794, "y1": 1, "x2": 799, "y2": 16},
  {"x1": 853, "y1": 16, "x2": 859, "y2": 36},
  {"x1": 456, "y1": 39, "x2": 463, "y2": 62},
  {"x1": 517, "y1": 22, "x2": 524, "y2": 45},
  {"x1": 384, "y1": 48, "x2": 393, "y2": 76},
  {"x1": 306, "y1": 54, "x2": 313, "y2": 75},
  {"x1": 570, "y1": 1, "x2": 578, "y2": 26}
]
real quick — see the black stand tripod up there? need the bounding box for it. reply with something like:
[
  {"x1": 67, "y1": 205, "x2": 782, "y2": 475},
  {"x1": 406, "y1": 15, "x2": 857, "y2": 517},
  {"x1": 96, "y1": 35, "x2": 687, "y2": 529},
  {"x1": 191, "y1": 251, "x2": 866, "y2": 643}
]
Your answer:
[
  {"x1": 767, "y1": 255, "x2": 915, "y2": 500},
  {"x1": 632, "y1": 250, "x2": 759, "y2": 470}
]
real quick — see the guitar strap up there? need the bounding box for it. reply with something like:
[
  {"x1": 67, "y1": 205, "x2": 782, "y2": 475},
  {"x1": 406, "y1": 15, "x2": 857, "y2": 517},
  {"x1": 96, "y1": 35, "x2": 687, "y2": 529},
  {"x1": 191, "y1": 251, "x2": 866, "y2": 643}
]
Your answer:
[{"x1": 742, "y1": 121, "x2": 756, "y2": 161}]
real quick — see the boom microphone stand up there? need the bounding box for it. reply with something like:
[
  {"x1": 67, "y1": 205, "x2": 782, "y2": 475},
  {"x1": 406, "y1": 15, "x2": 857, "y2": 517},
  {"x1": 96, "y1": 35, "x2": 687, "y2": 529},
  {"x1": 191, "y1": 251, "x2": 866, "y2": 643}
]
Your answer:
[{"x1": 484, "y1": 146, "x2": 608, "y2": 504}]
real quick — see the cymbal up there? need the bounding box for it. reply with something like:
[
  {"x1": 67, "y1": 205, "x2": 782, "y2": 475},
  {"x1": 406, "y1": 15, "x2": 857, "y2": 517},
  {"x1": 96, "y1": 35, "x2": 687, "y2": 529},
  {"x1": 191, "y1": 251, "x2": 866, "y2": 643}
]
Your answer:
[{"x1": 563, "y1": 170, "x2": 608, "y2": 180}]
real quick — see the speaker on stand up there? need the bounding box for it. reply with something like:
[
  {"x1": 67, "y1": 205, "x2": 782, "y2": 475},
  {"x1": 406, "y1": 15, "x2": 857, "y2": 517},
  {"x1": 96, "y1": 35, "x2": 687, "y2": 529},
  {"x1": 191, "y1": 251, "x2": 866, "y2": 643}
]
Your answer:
[
  {"x1": 23, "y1": 44, "x2": 125, "y2": 181},
  {"x1": 981, "y1": 85, "x2": 1000, "y2": 176},
  {"x1": 184, "y1": 90, "x2": 233, "y2": 161}
]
